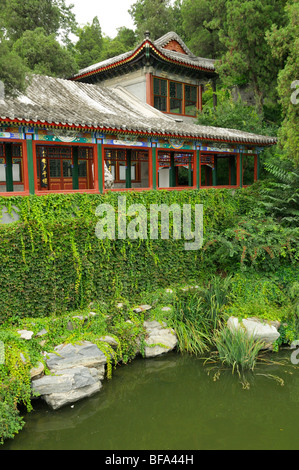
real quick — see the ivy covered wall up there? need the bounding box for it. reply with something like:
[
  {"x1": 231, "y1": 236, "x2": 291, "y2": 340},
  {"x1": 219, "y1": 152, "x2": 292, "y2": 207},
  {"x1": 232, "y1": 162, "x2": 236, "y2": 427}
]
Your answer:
[
  {"x1": 0, "y1": 188, "x2": 296, "y2": 322},
  {"x1": 0, "y1": 190, "x2": 240, "y2": 321}
]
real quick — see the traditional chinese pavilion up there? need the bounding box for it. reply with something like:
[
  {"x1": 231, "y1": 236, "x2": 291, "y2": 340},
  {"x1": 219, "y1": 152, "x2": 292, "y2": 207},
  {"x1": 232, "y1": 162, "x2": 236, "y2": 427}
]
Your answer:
[{"x1": 0, "y1": 32, "x2": 276, "y2": 196}]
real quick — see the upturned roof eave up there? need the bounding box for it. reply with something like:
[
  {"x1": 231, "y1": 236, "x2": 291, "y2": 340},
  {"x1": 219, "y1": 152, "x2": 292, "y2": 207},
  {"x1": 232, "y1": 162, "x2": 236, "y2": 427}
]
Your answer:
[{"x1": 70, "y1": 40, "x2": 216, "y2": 82}]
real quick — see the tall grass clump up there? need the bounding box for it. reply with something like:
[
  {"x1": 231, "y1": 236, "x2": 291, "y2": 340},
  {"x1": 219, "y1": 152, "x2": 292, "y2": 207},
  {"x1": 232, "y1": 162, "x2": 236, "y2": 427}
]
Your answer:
[
  {"x1": 213, "y1": 326, "x2": 264, "y2": 373},
  {"x1": 169, "y1": 292, "x2": 211, "y2": 354},
  {"x1": 169, "y1": 277, "x2": 232, "y2": 355},
  {"x1": 199, "y1": 275, "x2": 232, "y2": 328}
]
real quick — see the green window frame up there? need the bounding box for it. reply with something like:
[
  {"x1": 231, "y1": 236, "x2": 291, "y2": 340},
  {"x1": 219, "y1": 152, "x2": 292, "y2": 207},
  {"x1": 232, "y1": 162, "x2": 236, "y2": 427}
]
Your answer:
[
  {"x1": 153, "y1": 77, "x2": 167, "y2": 112},
  {"x1": 185, "y1": 84, "x2": 197, "y2": 116},
  {"x1": 169, "y1": 81, "x2": 183, "y2": 114}
]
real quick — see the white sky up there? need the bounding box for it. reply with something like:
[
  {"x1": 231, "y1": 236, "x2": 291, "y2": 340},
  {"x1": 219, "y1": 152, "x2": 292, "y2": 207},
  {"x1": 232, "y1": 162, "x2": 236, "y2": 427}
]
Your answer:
[{"x1": 66, "y1": 0, "x2": 136, "y2": 37}]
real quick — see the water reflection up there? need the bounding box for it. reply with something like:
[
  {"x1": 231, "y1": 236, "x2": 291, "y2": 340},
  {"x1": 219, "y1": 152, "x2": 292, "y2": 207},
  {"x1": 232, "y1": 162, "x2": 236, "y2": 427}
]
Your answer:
[{"x1": 2, "y1": 351, "x2": 299, "y2": 450}]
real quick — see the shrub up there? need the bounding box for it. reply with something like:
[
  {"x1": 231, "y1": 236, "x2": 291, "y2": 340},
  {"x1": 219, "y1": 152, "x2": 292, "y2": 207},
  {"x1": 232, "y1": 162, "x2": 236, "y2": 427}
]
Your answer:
[
  {"x1": 0, "y1": 396, "x2": 24, "y2": 444},
  {"x1": 169, "y1": 292, "x2": 212, "y2": 355},
  {"x1": 212, "y1": 325, "x2": 263, "y2": 372},
  {"x1": 260, "y1": 163, "x2": 299, "y2": 227},
  {"x1": 223, "y1": 271, "x2": 293, "y2": 321},
  {"x1": 166, "y1": 277, "x2": 232, "y2": 355},
  {"x1": 202, "y1": 216, "x2": 298, "y2": 272}
]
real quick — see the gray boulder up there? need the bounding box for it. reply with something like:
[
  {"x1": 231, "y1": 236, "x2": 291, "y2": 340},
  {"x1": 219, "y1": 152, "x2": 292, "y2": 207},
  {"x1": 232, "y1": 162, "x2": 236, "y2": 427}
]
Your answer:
[
  {"x1": 227, "y1": 316, "x2": 280, "y2": 349},
  {"x1": 32, "y1": 341, "x2": 107, "y2": 409},
  {"x1": 17, "y1": 329, "x2": 34, "y2": 340},
  {"x1": 143, "y1": 320, "x2": 177, "y2": 358},
  {"x1": 46, "y1": 341, "x2": 107, "y2": 373},
  {"x1": 32, "y1": 366, "x2": 102, "y2": 410}
]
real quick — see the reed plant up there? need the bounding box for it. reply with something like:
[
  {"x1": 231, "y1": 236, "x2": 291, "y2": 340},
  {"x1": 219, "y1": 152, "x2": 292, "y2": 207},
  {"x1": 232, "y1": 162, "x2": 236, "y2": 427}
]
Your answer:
[
  {"x1": 212, "y1": 325, "x2": 263, "y2": 372},
  {"x1": 168, "y1": 276, "x2": 233, "y2": 355},
  {"x1": 170, "y1": 293, "x2": 212, "y2": 355},
  {"x1": 199, "y1": 275, "x2": 232, "y2": 328}
]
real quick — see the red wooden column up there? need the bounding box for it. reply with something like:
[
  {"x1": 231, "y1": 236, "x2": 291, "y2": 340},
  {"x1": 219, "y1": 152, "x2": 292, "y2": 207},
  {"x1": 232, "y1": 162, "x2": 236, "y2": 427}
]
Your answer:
[
  {"x1": 236, "y1": 153, "x2": 243, "y2": 188},
  {"x1": 254, "y1": 154, "x2": 258, "y2": 182},
  {"x1": 26, "y1": 134, "x2": 36, "y2": 194},
  {"x1": 146, "y1": 73, "x2": 153, "y2": 106},
  {"x1": 196, "y1": 148, "x2": 201, "y2": 189},
  {"x1": 151, "y1": 143, "x2": 157, "y2": 190},
  {"x1": 198, "y1": 85, "x2": 203, "y2": 112},
  {"x1": 148, "y1": 147, "x2": 153, "y2": 189}
]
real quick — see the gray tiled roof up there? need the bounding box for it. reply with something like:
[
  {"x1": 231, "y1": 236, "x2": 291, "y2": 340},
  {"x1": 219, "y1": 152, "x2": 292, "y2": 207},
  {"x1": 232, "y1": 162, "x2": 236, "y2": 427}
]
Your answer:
[
  {"x1": 73, "y1": 32, "x2": 216, "y2": 79},
  {"x1": 0, "y1": 74, "x2": 276, "y2": 145}
]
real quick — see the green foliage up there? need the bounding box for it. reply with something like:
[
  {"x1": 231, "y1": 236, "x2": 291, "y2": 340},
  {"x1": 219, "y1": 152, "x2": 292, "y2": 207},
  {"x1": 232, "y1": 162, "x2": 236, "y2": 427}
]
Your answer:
[
  {"x1": 0, "y1": 34, "x2": 29, "y2": 96},
  {"x1": 197, "y1": 85, "x2": 276, "y2": 135},
  {"x1": 0, "y1": 190, "x2": 240, "y2": 322},
  {"x1": 129, "y1": 0, "x2": 177, "y2": 41},
  {"x1": 99, "y1": 28, "x2": 138, "y2": 62},
  {"x1": 289, "y1": 282, "x2": 299, "y2": 317},
  {"x1": 0, "y1": 305, "x2": 145, "y2": 444},
  {"x1": 198, "y1": 275, "x2": 232, "y2": 327},
  {"x1": 13, "y1": 27, "x2": 78, "y2": 78},
  {"x1": 223, "y1": 271, "x2": 294, "y2": 321},
  {"x1": 266, "y1": 1, "x2": 299, "y2": 167},
  {"x1": 212, "y1": 325, "x2": 264, "y2": 372},
  {"x1": 169, "y1": 291, "x2": 214, "y2": 355},
  {"x1": 75, "y1": 17, "x2": 104, "y2": 69},
  {"x1": 212, "y1": 0, "x2": 287, "y2": 112},
  {"x1": 0, "y1": 188, "x2": 297, "y2": 445},
  {"x1": 0, "y1": 327, "x2": 40, "y2": 444},
  {"x1": 180, "y1": 0, "x2": 224, "y2": 58},
  {"x1": 274, "y1": 318, "x2": 299, "y2": 351},
  {"x1": 152, "y1": 276, "x2": 232, "y2": 355},
  {"x1": 2, "y1": 0, "x2": 77, "y2": 43},
  {"x1": 0, "y1": 188, "x2": 297, "y2": 322},
  {"x1": 0, "y1": 393, "x2": 24, "y2": 445},
  {"x1": 260, "y1": 162, "x2": 299, "y2": 227},
  {"x1": 0, "y1": 0, "x2": 78, "y2": 93},
  {"x1": 202, "y1": 215, "x2": 298, "y2": 273}
]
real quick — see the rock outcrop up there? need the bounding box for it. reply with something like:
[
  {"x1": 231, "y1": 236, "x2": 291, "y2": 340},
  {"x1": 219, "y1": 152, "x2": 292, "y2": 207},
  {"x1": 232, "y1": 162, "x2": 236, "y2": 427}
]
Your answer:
[
  {"x1": 32, "y1": 341, "x2": 107, "y2": 410},
  {"x1": 227, "y1": 316, "x2": 280, "y2": 349},
  {"x1": 143, "y1": 320, "x2": 177, "y2": 358},
  {"x1": 31, "y1": 321, "x2": 178, "y2": 410}
]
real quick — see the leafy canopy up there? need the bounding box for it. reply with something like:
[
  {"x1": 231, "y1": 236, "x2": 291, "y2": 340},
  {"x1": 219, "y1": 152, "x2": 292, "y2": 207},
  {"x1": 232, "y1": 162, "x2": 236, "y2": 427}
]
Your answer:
[
  {"x1": 180, "y1": 0, "x2": 224, "y2": 59},
  {"x1": 0, "y1": 0, "x2": 78, "y2": 93},
  {"x1": 129, "y1": 0, "x2": 177, "y2": 41},
  {"x1": 212, "y1": 0, "x2": 288, "y2": 112},
  {"x1": 13, "y1": 28, "x2": 78, "y2": 78},
  {"x1": 266, "y1": 0, "x2": 299, "y2": 166},
  {"x1": 197, "y1": 85, "x2": 277, "y2": 136},
  {"x1": 2, "y1": 0, "x2": 77, "y2": 43},
  {"x1": 75, "y1": 17, "x2": 104, "y2": 69}
]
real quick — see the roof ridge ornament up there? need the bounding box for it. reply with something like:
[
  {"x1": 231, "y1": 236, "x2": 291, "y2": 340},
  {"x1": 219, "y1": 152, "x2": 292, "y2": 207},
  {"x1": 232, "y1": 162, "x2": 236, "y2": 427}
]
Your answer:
[{"x1": 144, "y1": 31, "x2": 150, "y2": 40}]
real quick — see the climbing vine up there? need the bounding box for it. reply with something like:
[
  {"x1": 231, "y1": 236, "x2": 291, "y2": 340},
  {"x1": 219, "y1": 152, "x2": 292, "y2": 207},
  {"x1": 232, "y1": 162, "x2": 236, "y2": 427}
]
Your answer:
[
  {"x1": 0, "y1": 188, "x2": 297, "y2": 322},
  {"x1": 0, "y1": 190, "x2": 239, "y2": 320}
]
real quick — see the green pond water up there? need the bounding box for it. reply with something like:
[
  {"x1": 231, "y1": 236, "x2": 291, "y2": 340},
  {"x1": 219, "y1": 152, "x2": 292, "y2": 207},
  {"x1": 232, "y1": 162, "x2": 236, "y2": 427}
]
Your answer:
[{"x1": 2, "y1": 350, "x2": 299, "y2": 450}]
